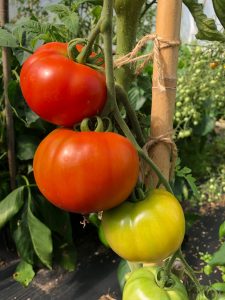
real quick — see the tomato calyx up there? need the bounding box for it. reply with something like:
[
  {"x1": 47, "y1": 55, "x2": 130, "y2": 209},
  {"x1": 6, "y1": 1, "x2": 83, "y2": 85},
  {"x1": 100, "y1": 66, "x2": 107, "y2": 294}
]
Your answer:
[
  {"x1": 155, "y1": 267, "x2": 176, "y2": 289},
  {"x1": 67, "y1": 38, "x2": 104, "y2": 70},
  {"x1": 74, "y1": 116, "x2": 113, "y2": 133}
]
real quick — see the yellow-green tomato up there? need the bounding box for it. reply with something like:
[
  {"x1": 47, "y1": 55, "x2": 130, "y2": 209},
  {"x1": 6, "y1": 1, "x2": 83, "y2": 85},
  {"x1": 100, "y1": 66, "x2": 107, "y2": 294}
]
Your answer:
[
  {"x1": 123, "y1": 266, "x2": 189, "y2": 300},
  {"x1": 102, "y1": 189, "x2": 185, "y2": 263}
]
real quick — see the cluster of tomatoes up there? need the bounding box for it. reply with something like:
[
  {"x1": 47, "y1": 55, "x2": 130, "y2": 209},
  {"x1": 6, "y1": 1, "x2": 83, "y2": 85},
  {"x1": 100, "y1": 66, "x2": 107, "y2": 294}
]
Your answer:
[{"x1": 20, "y1": 42, "x2": 187, "y2": 299}]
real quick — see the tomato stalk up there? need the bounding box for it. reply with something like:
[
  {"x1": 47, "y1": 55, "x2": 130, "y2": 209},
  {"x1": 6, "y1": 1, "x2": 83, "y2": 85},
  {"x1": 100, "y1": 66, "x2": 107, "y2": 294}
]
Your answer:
[
  {"x1": 18, "y1": 46, "x2": 33, "y2": 54},
  {"x1": 114, "y1": 0, "x2": 145, "y2": 91},
  {"x1": 177, "y1": 248, "x2": 203, "y2": 293},
  {"x1": 115, "y1": 84, "x2": 145, "y2": 147},
  {"x1": 76, "y1": 18, "x2": 102, "y2": 64}
]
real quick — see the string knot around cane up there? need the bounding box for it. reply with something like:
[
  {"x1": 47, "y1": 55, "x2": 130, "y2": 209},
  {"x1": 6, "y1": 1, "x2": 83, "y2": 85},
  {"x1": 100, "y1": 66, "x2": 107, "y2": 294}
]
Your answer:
[
  {"x1": 141, "y1": 132, "x2": 178, "y2": 186},
  {"x1": 114, "y1": 33, "x2": 180, "y2": 91}
]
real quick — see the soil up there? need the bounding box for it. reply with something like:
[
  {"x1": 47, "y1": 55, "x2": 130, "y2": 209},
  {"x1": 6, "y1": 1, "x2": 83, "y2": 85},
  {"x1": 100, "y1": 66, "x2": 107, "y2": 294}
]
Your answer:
[{"x1": 0, "y1": 202, "x2": 225, "y2": 300}]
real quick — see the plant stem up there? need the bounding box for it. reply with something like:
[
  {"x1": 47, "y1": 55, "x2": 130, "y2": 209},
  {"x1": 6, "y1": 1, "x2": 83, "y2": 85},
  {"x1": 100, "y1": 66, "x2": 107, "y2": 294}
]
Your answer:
[
  {"x1": 163, "y1": 250, "x2": 179, "y2": 277},
  {"x1": 113, "y1": 106, "x2": 173, "y2": 194},
  {"x1": 114, "y1": 0, "x2": 145, "y2": 91},
  {"x1": 18, "y1": 46, "x2": 33, "y2": 54},
  {"x1": 76, "y1": 18, "x2": 102, "y2": 64},
  {"x1": 177, "y1": 248, "x2": 203, "y2": 293},
  {"x1": 115, "y1": 84, "x2": 145, "y2": 147},
  {"x1": 138, "y1": 148, "x2": 173, "y2": 194},
  {"x1": 100, "y1": 0, "x2": 116, "y2": 114}
]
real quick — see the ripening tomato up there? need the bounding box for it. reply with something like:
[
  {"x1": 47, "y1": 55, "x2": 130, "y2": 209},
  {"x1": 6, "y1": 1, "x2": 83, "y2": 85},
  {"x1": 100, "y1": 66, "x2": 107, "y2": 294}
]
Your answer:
[
  {"x1": 102, "y1": 189, "x2": 185, "y2": 263},
  {"x1": 20, "y1": 42, "x2": 107, "y2": 127},
  {"x1": 33, "y1": 128, "x2": 139, "y2": 213}
]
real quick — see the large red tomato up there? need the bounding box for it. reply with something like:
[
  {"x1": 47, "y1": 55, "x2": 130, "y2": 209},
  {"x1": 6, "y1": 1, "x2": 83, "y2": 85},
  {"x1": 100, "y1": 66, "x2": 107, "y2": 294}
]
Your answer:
[
  {"x1": 20, "y1": 42, "x2": 107, "y2": 127},
  {"x1": 33, "y1": 128, "x2": 139, "y2": 213}
]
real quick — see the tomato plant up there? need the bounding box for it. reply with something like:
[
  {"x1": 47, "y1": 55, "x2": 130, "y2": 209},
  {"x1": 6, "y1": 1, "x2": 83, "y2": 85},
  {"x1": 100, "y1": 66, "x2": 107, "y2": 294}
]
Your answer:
[
  {"x1": 20, "y1": 42, "x2": 107, "y2": 127},
  {"x1": 33, "y1": 128, "x2": 139, "y2": 213},
  {"x1": 122, "y1": 266, "x2": 189, "y2": 300},
  {"x1": 102, "y1": 189, "x2": 185, "y2": 263}
]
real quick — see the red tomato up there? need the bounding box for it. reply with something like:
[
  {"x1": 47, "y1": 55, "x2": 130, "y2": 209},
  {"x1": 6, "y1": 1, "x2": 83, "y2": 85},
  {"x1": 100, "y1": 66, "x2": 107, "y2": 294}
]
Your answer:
[
  {"x1": 33, "y1": 128, "x2": 139, "y2": 213},
  {"x1": 20, "y1": 42, "x2": 107, "y2": 127}
]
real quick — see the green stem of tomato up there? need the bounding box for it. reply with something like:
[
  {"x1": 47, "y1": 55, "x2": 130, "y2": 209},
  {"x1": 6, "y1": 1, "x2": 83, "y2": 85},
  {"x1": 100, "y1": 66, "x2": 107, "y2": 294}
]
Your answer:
[
  {"x1": 100, "y1": 0, "x2": 116, "y2": 114},
  {"x1": 164, "y1": 250, "x2": 179, "y2": 278},
  {"x1": 76, "y1": 18, "x2": 102, "y2": 64},
  {"x1": 177, "y1": 248, "x2": 203, "y2": 293},
  {"x1": 115, "y1": 83, "x2": 145, "y2": 147},
  {"x1": 18, "y1": 46, "x2": 33, "y2": 54}
]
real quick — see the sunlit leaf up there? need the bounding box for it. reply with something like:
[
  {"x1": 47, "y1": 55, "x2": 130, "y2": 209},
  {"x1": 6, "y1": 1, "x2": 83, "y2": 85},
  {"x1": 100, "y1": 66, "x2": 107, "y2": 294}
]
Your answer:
[
  {"x1": 62, "y1": 12, "x2": 79, "y2": 35},
  {"x1": 183, "y1": 0, "x2": 225, "y2": 42},
  {"x1": 209, "y1": 242, "x2": 225, "y2": 266},
  {"x1": 28, "y1": 201, "x2": 53, "y2": 269},
  {"x1": 0, "y1": 187, "x2": 24, "y2": 230},
  {"x1": 13, "y1": 210, "x2": 34, "y2": 264},
  {"x1": 0, "y1": 28, "x2": 18, "y2": 47},
  {"x1": 219, "y1": 221, "x2": 225, "y2": 239},
  {"x1": 212, "y1": 0, "x2": 225, "y2": 29}
]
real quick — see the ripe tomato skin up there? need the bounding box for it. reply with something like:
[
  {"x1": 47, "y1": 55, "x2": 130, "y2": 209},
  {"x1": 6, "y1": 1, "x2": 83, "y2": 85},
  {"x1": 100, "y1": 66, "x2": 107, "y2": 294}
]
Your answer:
[
  {"x1": 33, "y1": 128, "x2": 139, "y2": 213},
  {"x1": 123, "y1": 266, "x2": 189, "y2": 300},
  {"x1": 20, "y1": 42, "x2": 107, "y2": 127},
  {"x1": 102, "y1": 189, "x2": 185, "y2": 263}
]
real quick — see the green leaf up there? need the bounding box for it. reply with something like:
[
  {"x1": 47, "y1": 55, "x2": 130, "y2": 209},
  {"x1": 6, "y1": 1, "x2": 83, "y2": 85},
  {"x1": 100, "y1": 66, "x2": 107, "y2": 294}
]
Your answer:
[
  {"x1": 13, "y1": 210, "x2": 34, "y2": 264},
  {"x1": 91, "y1": 6, "x2": 102, "y2": 20},
  {"x1": 0, "y1": 187, "x2": 24, "y2": 230},
  {"x1": 128, "y1": 87, "x2": 146, "y2": 111},
  {"x1": 194, "y1": 114, "x2": 215, "y2": 136},
  {"x1": 212, "y1": 0, "x2": 225, "y2": 29},
  {"x1": 219, "y1": 221, "x2": 225, "y2": 239},
  {"x1": 209, "y1": 242, "x2": 225, "y2": 266},
  {"x1": 13, "y1": 260, "x2": 35, "y2": 287},
  {"x1": 55, "y1": 241, "x2": 77, "y2": 272},
  {"x1": 212, "y1": 282, "x2": 225, "y2": 292},
  {"x1": 183, "y1": 0, "x2": 225, "y2": 42},
  {"x1": 33, "y1": 194, "x2": 73, "y2": 242},
  {"x1": 24, "y1": 110, "x2": 40, "y2": 126},
  {"x1": 45, "y1": 4, "x2": 70, "y2": 17},
  {"x1": 72, "y1": 0, "x2": 103, "y2": 10},
  {"x1": 27, "y1": 200, "x2": 53, "y2": 269},
  {"x1": 185, "y1": 174, "x2": 199, "y2": 197},
  {"x1": 16, "y1": 135, "x2": 40, "y2": 160},
  {"x1": 62, "y1": 12, "x2": 79, "y2": 35},
  {"x1": 0, "y1": 28, "x2": 19, "y2": 47}
]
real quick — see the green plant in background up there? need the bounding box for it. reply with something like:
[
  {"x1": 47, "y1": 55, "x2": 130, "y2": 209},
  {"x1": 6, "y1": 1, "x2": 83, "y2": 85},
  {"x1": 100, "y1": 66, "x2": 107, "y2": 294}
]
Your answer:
[
  {"x1": 175, "y1": 43, "x2": 225, "y2": 140},
  {"x1": 198, "y1": 220, "x2": 225, "y2": 296}
]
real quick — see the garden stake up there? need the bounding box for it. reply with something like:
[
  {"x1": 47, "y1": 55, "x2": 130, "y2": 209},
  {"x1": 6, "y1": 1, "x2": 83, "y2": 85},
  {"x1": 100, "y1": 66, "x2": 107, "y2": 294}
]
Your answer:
[
  {"x1": 149, "y1": 0, "x2": 182, "y2": 186},
  {"x1": 0, "y1": 0, "x2": 16, "y2": 190}
]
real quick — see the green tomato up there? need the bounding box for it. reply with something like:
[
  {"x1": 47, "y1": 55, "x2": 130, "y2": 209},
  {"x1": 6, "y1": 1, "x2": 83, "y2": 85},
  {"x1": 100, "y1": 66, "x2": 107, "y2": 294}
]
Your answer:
[
  {"x1": 98, "y1": 223, "x2": 109, "y2": 248},
  {"x1": 122, "y1": 266, "x2": 189, "y2": 300},
  {"x1": 102, "y1": 189, "x2": 185, "y2": 263},
  {"x1": 196, "y1": 294, "x2": 209, "y2": 300},
  {"x1": 203, "y1": 265, "x2": 213, "y2": 275}
]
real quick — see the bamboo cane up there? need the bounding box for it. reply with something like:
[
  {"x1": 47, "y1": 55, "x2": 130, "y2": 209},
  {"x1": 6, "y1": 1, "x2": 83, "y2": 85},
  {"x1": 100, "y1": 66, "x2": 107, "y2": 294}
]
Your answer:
[
  {"x1": 150, "y1": 0, "x2": 182, "y2": 186},
  {"x1": 0, "y1": 0, "x2": 16, "y2": 190}
]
